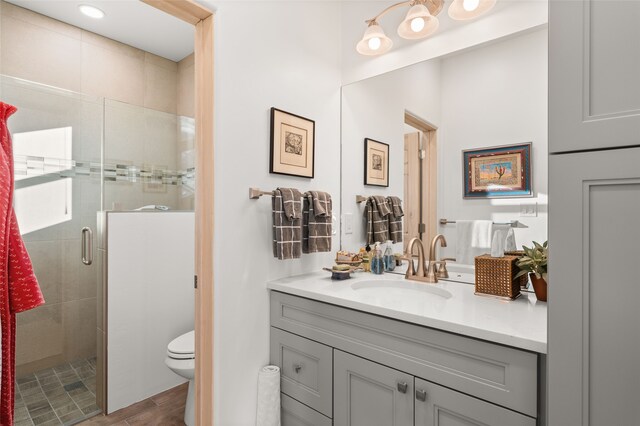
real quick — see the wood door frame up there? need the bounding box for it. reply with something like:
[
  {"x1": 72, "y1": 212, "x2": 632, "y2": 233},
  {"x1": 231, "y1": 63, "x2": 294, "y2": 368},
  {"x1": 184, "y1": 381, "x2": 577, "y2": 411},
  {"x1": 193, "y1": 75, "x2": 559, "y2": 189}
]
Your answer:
[
  {"x1": 404, "y1": 111, "x2": 437, "y2": 244},
  {"x1": 141, "y1": 2, "x2": 214, "y2": 425}
]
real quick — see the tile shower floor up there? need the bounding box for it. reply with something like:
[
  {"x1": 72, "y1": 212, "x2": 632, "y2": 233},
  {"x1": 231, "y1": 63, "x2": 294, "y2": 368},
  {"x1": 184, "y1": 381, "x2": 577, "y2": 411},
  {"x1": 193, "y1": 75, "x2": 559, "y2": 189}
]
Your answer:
[{"x1": 14, "y1": 358, "x2": 101, "y2": 426}]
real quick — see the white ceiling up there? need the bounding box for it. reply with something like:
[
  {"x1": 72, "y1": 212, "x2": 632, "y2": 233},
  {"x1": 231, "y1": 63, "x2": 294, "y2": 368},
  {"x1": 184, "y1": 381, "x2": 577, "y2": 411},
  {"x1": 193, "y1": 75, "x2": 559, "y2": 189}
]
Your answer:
[
  {"x1": 5, "y1": 0, "x2": 528, "y2": 64},
  {"x1": 5, "y1": 0, "x2": 196, "y2": 62}
]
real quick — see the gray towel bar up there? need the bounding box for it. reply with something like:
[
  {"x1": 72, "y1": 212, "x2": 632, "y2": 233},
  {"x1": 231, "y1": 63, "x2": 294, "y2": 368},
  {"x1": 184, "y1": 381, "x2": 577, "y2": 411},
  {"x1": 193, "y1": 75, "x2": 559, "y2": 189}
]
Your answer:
[
  {"x1": 439, "y1": 219, "x2": 528, "y2": 228},
  {"x1": 249, "y1": 188, "x2": 275, "y2": 199}
]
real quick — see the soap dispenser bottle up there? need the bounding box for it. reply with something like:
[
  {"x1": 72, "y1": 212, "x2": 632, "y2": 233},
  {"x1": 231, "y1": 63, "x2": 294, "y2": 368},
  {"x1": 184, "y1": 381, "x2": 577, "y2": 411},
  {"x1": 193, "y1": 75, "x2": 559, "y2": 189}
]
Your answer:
[
  {"x1": 384, "y1": 241, "x2": 395, "y2": 272},
  {"x1": 371, "y1": 243, "x2": 384, "y2": 275}
]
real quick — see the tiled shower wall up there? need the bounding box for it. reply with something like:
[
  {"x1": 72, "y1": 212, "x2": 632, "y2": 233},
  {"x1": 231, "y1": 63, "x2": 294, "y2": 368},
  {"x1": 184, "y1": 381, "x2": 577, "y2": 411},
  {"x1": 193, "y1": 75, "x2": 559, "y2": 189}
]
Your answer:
[{"x1": 0, "y1": 1, "x2": 195, "y2": 377}]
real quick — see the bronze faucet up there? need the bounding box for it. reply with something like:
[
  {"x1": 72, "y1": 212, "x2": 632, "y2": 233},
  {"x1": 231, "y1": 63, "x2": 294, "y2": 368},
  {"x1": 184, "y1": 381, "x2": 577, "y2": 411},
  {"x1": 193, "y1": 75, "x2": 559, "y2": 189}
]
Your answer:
[
  {"x1": 405, "y1": 235, "x2": 447, "y2": 283},
  {"x1": 425, "y1": 234, "x2": 447, "y2": 283},
  {"x1": 404, "y1": 237, "x2": 429, "y2": 283}
]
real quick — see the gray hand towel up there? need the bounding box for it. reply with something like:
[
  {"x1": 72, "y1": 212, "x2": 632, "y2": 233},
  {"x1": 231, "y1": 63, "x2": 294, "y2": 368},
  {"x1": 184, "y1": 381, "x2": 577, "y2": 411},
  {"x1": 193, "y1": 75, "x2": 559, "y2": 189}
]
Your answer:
[
  {"x1": 386, "y1": 196, "x2": 404, "y2": 243},
  {"x1": 366, "y1": 196, "x2": 391, "y2": 245},
  {"x1": 310, "y1": 190, "x2": 331, "y2": 217},
  {"x1": 371, "y1": 195, "x2": 392, "y2": 217},
  {"x1": 303, "y1": 191, "x2": 332, "y2": 253},
  {"x1": 272, "y1": 188, "x2": 302, "y2": 260}
]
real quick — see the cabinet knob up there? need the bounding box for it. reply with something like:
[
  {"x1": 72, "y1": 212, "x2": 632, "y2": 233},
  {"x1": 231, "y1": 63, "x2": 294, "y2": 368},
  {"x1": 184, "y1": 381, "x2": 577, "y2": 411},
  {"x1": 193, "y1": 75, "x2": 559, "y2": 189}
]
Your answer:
[
  {"x1": 415, "y1": 389, "x2": 427, "y2": 402},
  {"x1": 397, "y1": 382, "x2": 408, "y2": 394},
  {"x1": 293, "y1": 364, "x2": 302, "y2": 374}
]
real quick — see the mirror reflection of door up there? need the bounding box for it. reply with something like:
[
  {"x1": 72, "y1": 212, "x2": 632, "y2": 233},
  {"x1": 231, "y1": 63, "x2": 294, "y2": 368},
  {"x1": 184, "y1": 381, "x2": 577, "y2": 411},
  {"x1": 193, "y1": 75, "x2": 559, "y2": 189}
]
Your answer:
[
  {"x1": 403, "y1": 112, "x2": 437, "y2": 252},
  {"x1": 404, "y1": 131, "x2": 421, "y2": 251}
]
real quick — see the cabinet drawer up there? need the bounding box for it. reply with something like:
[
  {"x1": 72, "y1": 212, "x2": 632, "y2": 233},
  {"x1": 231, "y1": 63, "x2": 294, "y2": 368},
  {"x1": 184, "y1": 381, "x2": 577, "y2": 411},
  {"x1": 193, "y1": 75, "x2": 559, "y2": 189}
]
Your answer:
[
  {"x1": 282, "y1": 394, "x2": 332, "y2": 426},
  {"x1": 414, "y1": 377, "x2": 536, "y2": 426},
  {"x1": 270, "y1": 327, "x2": 333, "y2": 417},
  {"x1": 271, "y1": 291, "x2": 538, "y2": 417}
]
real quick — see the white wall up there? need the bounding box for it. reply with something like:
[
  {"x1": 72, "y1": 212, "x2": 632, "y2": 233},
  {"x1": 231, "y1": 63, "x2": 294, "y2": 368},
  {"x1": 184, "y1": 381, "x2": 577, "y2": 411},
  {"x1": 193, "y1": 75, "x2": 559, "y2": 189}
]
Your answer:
[
  {"x1": 438, "y1": 29, "x2": 548, "y2": 260},
  {"x1": 211, "y1": 2, "x2": 342, "y2": 425},
  {"x1": 341, "y1": 60, "x2": 441, "y2": 252},
  {"x1": 107, "y1": 212, "x2": 195, "y2": 413},
  {"x1": 341, "y1": 0, "x2": 547, "y2": 85}
]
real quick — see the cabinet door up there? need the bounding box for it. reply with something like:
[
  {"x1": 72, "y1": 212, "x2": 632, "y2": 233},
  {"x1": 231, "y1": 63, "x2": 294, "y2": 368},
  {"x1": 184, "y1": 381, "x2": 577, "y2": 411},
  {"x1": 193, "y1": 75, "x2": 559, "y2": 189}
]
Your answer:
[
  {"x1": 549, "y1": 0, "x2": 640, "y2": 153},
  {"x1": 334, "y1": 350, "x2": 413, "y2": 426},
  {"x1": 548, "y1": 147, "x2": 640, "y2": 425},
  {"x1": 414, "y1": 378, "x2": 535, "y2": 426}
]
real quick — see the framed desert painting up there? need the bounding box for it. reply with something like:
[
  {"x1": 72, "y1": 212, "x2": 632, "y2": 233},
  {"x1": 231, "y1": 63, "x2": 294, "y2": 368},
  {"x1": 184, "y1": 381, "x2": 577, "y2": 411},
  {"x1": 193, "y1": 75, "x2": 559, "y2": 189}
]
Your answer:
[
  {"x1": 364, "y1": 138, "x2": 389, "y2": 187},
  {"x1": 463, "y1": 142, "x2": 532, "y2": 198},
  {"x1": 270, "y1": 107, "x2": 315, "y2": 178}
]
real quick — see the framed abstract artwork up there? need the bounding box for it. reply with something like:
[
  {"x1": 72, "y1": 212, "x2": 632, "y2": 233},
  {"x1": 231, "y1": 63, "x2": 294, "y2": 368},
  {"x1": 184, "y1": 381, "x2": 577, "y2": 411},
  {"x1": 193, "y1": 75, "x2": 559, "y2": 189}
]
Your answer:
[
  {"x1": 270, "y1": 107, "x2": 315, "y2": 178},
  {"x1": 462, "y1": 142, "x2": 532, "y2": 198},
  {"x1": 364, "y1": 138, "x2": 389, "y2": 187}
]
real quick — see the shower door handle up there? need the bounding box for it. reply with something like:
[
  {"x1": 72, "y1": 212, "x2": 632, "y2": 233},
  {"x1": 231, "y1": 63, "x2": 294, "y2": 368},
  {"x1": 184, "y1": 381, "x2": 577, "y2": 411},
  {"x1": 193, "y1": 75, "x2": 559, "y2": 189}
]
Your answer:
[{"x1": 81, "y1": 227, "x2": 93, "y2": 266}]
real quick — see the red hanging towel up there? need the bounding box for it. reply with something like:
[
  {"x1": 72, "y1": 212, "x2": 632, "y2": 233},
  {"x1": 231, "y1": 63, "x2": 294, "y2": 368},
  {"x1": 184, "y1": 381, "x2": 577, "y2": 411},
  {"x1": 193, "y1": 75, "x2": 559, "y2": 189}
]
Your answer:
[{"x1": 0, "y1": 102, "x2": 45, "y2": 425}]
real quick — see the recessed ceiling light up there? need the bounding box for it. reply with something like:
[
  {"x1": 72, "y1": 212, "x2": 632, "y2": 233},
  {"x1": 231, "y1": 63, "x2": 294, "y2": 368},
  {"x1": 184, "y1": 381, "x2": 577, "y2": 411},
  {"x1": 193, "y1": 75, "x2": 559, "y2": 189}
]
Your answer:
[{"x1": 78, "y1": 4, "x2": 105, "y2": 19}]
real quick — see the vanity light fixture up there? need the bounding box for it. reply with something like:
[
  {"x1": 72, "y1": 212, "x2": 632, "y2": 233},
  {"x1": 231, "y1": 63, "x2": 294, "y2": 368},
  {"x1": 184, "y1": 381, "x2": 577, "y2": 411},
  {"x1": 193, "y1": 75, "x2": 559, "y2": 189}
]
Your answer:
[
  {"x1": 356, "y1": 21, "x2": 393, "y2": 56},
  {"x1": 397, "y1": 4, "x2": 439, "y2": 39},
  {"x1": 78, "y1": 4, "x2": 105, "y2": 19},
  {"x1": 448, "y1": 0, "x2": 496, "y2": 20},
  {"x1": 357, "y1": 0, "x2": 496, "y2": 56}
]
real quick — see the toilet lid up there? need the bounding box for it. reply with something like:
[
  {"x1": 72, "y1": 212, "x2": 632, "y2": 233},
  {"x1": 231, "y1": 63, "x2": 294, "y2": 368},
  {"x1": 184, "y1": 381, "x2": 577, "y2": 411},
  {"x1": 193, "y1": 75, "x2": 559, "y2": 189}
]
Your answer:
[{"x1": 168, "y1": 330, "x2": 195, "y2": 358}]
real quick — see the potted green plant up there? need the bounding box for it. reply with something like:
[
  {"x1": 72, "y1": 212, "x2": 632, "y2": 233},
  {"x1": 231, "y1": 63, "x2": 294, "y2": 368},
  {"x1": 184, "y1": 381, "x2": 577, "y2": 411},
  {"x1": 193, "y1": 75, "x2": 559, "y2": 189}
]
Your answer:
[{"x1": 515, "y1": 241, "x2": 548, "y2": 301}]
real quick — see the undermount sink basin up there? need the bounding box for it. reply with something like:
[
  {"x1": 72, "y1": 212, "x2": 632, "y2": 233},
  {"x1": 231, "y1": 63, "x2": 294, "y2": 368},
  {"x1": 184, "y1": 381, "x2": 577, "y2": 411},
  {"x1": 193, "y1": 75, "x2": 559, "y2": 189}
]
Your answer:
[{"x1": 351, "y1": 279, "x2": 452, "y2": 299}]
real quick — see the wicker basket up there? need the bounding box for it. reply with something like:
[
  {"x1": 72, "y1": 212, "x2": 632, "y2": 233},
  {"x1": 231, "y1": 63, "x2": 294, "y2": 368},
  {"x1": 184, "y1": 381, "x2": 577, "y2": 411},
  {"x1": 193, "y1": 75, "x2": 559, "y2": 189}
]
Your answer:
[
  {"x1": 475, "y1": 254, "x2": 522, "y2": 299},
  {"x1": 505, "y1": 250, "x2": 529, "y2": 289}
]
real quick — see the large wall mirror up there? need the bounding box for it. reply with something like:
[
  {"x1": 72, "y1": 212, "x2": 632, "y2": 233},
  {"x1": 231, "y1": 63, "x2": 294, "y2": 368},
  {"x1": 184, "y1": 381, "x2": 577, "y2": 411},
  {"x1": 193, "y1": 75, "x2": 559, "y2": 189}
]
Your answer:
[{"x1": 340, "y1": 27, "x2": 548, "y2": 277}]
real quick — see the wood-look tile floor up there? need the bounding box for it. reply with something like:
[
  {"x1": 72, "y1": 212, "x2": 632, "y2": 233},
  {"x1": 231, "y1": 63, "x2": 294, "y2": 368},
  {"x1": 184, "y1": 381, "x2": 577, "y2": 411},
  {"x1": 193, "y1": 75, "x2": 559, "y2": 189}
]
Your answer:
[{"x1": 77, "y1": 383, "x2": 188, "y2": 426}]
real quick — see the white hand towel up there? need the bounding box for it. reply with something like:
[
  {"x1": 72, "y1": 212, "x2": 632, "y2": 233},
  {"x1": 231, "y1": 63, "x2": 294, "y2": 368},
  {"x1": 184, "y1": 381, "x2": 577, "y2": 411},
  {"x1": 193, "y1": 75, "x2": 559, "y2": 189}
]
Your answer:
[{"x1": 456, "y1": 220, "x2": 493, "y2": 265}]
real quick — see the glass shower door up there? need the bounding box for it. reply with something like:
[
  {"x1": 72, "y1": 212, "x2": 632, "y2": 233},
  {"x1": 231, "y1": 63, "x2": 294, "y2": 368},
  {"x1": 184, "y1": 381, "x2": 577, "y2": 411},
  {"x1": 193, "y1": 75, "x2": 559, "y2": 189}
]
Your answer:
[{"x1": 1, "y1": 75, "x2": 103, "y2": 424}]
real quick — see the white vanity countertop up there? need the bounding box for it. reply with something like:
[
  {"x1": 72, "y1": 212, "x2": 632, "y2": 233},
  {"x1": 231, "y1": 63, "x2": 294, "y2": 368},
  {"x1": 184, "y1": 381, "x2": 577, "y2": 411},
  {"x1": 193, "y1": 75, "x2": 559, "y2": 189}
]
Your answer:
[{"x1": 267, "y1": 271, "x2": 547, "y2": 354}]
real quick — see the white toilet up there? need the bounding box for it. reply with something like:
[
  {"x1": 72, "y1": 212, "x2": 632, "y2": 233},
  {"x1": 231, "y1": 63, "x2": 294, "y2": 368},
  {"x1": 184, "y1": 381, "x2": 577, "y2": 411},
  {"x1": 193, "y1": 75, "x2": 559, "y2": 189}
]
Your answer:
[{"x1": 165, "y1": 330, "x2": 195, "y2": 426}]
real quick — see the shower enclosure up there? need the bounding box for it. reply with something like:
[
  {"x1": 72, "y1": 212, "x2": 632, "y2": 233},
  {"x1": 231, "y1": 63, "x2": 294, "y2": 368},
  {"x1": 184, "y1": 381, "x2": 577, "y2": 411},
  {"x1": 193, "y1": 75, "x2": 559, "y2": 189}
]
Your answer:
[{"x1": 1, "y1": 74, "x2": 194, "y2": 425}]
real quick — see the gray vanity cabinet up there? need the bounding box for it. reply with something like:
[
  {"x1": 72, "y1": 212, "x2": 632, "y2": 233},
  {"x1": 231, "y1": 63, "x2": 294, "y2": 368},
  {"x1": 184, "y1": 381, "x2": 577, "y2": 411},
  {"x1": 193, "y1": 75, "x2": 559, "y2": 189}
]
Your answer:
[
  {"x1": 334, "y1": 350, "x2": 414, "y2": 426},
  {"x1": 270, "y1": 291, "x2": 543, "y2": 426}
]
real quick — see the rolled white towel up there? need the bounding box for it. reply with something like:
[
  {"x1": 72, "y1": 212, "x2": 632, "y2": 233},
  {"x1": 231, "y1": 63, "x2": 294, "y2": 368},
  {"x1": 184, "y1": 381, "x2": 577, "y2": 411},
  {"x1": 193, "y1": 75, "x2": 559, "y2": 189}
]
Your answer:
[{"x1": 256, "y1": 366, "x2": 281, "y2": 426}]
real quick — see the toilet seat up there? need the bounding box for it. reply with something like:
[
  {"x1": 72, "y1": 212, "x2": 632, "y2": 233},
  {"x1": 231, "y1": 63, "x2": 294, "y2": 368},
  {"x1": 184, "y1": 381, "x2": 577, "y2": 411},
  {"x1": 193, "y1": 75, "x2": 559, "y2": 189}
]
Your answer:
[
  {"x1": 167, "y1": 330, "x2": 195, "y2": 360},
  {"x1": 165, "y1": 330, "x2": 196, "y2": 426},
  {"x1": 167, "y1": 350, "x2": 194, "y2": 360}
]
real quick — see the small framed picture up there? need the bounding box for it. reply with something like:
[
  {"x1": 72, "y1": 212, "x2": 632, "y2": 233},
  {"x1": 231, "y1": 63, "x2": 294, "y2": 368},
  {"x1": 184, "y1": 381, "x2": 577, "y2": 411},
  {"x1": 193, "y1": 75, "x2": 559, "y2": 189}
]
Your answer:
[
  {"x1": 462, "y1": 142, "x2": 532, "y2": 198},
  {"x1": 364, "y1": 138, "x2": 389, "y2": 187},
  {"x1": 270, "y1": 107, "x2": 315, "y2": 178}
]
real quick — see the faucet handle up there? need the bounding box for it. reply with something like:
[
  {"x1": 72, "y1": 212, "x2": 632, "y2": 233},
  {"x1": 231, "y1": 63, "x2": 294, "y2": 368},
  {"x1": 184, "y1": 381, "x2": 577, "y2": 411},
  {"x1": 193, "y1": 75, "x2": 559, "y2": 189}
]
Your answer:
[
  {"x1": 404, "y1": 254, "x2": 416, "y2": 278},
  {"x1": 434, "y1": 261, "x2": 449, "y2": 279},
  {"x1": 425, "y1": 260, "x2": 439, "y2": 283}
]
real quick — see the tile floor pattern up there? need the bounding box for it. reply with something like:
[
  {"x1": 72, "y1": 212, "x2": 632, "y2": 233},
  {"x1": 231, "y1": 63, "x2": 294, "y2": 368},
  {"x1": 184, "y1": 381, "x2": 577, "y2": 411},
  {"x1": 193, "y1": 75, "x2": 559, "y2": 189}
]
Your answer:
[{"x1": 14, "y1": 358, "x2": 100, "y2": 426}]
